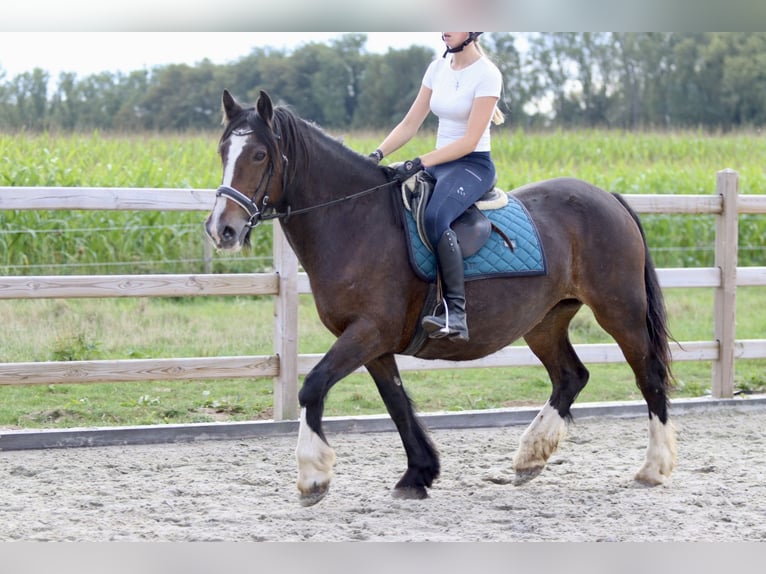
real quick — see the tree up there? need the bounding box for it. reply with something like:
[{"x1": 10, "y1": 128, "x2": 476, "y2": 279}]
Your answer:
[
  {"x1": 227, "y1": 47, "x2": 282, "y2": 106},
  {"x1": 138, "y1": 62, "x2": 224, "y2": 130},
  {"x1": 719, "y1": 33, "x2": 766, "y2": 126},
  {"x1": 7, "y1": 68, "x2": 50, "y2": 130},
  {"x1": 49, "y1": 72, "x2": 79, "y2": 130},
  {"x1": 482, "y1": 33, "x2": 526, "y2": 126},
  {"x1": 330, "y1": 33, "x2": 368, "y2": 125},
  {"x1": 609, "y1": 33, "x2": 677, "y2": 128},
  {"x1": 4, "y1": 33, "x2": 766, "y2": 132},
  {"x1": 353, "y1": 46, "x2": 435, "y2": 129},
  {"x1": 113, "y1": 70, "x2": 150, "y2": 130},
  {"x1": 526, "y1": 34, "x2": 572, "y2": 124}
]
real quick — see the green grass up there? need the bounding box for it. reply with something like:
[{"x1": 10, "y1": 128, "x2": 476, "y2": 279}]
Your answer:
[
  {"x1": 1, "y1": 128, "x2": 765, "y2": 428},
  {"x1": 1, "y1": 288, "x2": 764, "y2": 428}
]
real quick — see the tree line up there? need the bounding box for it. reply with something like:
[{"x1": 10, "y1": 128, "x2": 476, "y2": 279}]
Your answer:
[{"x1": 1, "y1": 32, "x2": 765, "y2": 132}]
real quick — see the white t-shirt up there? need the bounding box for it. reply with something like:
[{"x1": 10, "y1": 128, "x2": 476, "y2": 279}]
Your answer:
[{"x1": 422, "y1": 56, "x2": 502, "y2": 152}]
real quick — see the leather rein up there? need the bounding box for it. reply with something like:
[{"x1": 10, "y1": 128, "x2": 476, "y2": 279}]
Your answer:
[{"x1": 216, "y1": 127, "x2": 396, "y2": 229}]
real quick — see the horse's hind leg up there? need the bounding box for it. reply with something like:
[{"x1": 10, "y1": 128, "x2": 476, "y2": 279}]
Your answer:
[
  {"x1": 588, "y1": 298, "x2": 676, "y2": 485},
  {"x1": 513, "y1": 300, "x2": 589, "y2": 485},
  {"x1": 366, "y1": 354, "x2": 440, "y2": 499}
]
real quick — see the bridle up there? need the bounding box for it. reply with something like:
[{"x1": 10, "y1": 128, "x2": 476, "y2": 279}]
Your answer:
[
  {"x1": 215, "y1": 126, "x2": 290, "y2": 229},
  {"x1": 215, "y1": 125, "x2": 397, "y2": 229}
]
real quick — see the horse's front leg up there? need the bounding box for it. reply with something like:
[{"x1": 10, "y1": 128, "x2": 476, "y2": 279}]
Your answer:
[
  {"x1": 295, "y1": 406, "x2": 337, "y2": 506},
  {"x1": 366, "y1": 354, "x2": 440, "y2": 499},
  {"x1": 294, "y1": 322, "x2": 383, "y2": 506}
]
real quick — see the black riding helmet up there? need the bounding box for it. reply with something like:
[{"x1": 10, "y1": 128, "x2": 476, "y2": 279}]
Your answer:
[{"x1": 442, "y1": 32, "x2": 483, "y2": 57}]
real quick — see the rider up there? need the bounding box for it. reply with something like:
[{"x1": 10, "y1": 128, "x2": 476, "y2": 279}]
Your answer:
[{"x1": 369, "y1": 32, "x2": 504, "y2": 342}]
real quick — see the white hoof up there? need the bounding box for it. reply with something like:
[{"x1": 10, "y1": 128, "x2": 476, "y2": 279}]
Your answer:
[
  {"x1": 295, "y1": 408, "x2": 336, "y2": 502},
  {"x1": 634, "y1": 415, "x2": 676, "y2": 486},
  {"x1": 513, "y1": 402, "x2": 567, "y2": 482}
]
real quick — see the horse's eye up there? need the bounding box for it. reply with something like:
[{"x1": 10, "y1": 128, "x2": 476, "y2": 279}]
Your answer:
[{"x1": 254, "y1": 151, "x2": 267, "y2": 162}]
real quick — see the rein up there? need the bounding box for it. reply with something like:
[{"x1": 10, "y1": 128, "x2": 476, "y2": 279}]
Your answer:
[
  {"x1": 217, "y1": 178, "x2": 396, "y2": 227},
  {"x1": 216, "y1": 129, "x2": 397, "y2": 227},
  {"x1": 273, "y1": 180, "x2": 397, "y2": 220}
]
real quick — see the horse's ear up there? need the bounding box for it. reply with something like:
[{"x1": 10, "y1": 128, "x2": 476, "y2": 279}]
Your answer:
[
  {"x1": 256, "y1": 90, "x2": 274, "y2": 127},
  {"x1": 221, "y1": 89, "x2": 242, "y2": 124}
]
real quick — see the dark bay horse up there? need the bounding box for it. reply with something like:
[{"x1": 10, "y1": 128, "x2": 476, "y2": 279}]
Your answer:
[{"x1": 205, "y1": 90, "x2": 677, "y2": 506}]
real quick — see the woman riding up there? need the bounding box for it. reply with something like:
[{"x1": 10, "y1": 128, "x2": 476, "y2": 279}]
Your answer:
[{"x1": 369, "y1": 32, "x2": 505, "y2": 342}]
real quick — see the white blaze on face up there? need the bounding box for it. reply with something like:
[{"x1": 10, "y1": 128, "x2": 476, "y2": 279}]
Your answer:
[
  {"x1": 209, "y1": 134, "x2": 250, "y2": 230},
  {"x1": 222, "y1": 134, "x2": 248, "y2": 187}
]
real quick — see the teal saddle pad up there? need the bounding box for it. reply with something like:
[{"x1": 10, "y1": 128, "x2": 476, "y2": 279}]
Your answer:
[{"x1": 403, "y1": 195, "x2": 547, "y2": 282}]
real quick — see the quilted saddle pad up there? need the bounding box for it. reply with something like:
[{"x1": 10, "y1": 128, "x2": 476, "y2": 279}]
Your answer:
[{"x1": 403, "y1": 195, "x2": 547, "y2": 282}]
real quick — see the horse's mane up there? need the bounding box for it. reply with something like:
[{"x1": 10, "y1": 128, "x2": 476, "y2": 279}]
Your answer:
[
  {"x1": 222, "y1": 103, "x2": 384, "y2": 196},
  {"x1": 220, "y1": 100, "x2": 399, "y2": 227}
]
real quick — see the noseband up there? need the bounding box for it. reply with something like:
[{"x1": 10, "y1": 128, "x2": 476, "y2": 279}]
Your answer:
[
  {"x1": 215, "y1": 126, "x2": 289, "y2": 229},
  {"x1": 215, "y1": 156, "x2": 289, "y2": 229}
]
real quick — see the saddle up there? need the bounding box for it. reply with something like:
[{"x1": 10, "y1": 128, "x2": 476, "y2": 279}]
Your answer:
[
  {"x1": 396, "y1": 169, "x2": 547, "y2": 357},
  {"x1": 400, "y1": 170, "x2": 514, "y2": 256}
]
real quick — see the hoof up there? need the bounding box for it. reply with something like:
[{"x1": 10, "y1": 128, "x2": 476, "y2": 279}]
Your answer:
[
  {"x1": 482, "y1": 474, "x2": 514, "y2": 485},
  {"x1": 513, "y1": 465, "x2": 544, "y2": 486},
  {"x1": 633, "y1": 469, "x2": 667, "y2": 487},
  {"x1": 298, "y1": 482, "x2": 330, "y2": 506},
  {"x1": 392, "y1": 485, "x2": 429, "y2": 500},
  {"x1": 635, "y1": 416, "x2": 676, "y2": 487}
]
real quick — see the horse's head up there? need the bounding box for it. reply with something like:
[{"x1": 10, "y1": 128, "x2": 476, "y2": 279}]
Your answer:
[{"x1": 205, "y1": 89, "x2": 287, "y2": 251}]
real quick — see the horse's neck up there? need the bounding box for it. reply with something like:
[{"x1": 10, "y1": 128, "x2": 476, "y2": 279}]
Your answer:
[{"x1": 281, "y1": 166, "x2": 395, "y2": 274}]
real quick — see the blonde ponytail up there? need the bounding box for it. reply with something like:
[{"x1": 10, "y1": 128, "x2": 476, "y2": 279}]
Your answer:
[
  {"x1": 475, "y1": 41, "x2": 506, "y2": 126},
  {"x1": 491, "y1": 105, "x2": 506, "y2": 126}
]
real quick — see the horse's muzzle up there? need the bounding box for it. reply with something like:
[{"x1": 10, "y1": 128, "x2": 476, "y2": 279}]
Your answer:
[{"x1": 205, "y1": 212, "x2": 250, "y2": 251}]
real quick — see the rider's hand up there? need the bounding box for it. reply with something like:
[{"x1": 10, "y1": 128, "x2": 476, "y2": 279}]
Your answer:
[
  {"x1": 393, "y1": 157, "x2": 424, "y2": 181},
  {"x1": 368, "y1": 149, "x2": 384, "y2": 164}
]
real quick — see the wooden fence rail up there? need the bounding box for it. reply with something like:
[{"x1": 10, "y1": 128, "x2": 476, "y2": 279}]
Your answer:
[{"x1": 1, "y1": 169, "x2": 765, "y2": 421}]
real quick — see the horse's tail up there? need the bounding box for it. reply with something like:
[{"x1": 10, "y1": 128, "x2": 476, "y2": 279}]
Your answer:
[{"x1": 611, "y1": 193, "x2": 675, "y2": 384}]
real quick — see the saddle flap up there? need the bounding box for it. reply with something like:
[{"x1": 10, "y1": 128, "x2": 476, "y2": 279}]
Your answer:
[{"x1": 451, "y1": 206, "x2": 491, "y2": 258}]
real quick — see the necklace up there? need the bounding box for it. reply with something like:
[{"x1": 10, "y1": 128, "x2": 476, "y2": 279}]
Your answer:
[
  {"x1": 453, "y1": 67, "x2": 464, "y2": 91},
  {"x1": 451, "y1": 55, "x2": 477, "y2": 91}
]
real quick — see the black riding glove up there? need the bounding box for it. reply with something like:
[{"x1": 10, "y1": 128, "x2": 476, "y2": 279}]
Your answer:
[
  {"x1": 368, "y1": 149, "x2": 384, "y2": 164},
  {"x1": 393, "y1": 157, "x2": 424, "y2": 182}
]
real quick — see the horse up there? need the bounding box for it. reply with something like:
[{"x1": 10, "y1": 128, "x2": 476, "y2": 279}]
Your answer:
[{"x1": 205, "y1": 89, "x2": 677, "y2": 506}]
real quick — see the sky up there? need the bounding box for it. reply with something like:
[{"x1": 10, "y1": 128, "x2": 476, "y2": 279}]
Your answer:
[
  {"x1": 2, "y1": 1, "x2": 763, "y2": 81},
  {"x1": 0, "y1": 33, "x2": 448, "y2": 80}
]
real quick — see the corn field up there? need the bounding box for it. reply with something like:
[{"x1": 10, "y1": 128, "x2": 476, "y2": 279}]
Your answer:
[{"x1": 1, "y1": 128, "x2": 765, "y2": 275}]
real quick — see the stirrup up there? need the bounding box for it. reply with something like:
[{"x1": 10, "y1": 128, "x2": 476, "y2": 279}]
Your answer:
[
  {"x1": 436, "y1": 299, "x2": 451, "y2": 336},
  {"x1": 422, "y1": 301, "x2": 469, "y2": 341}
]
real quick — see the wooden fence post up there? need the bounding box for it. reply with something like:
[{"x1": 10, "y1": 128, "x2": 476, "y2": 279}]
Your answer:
[
  {"x1": 272, "y1": 221, "x2": 300, "y2": 420},
  {"x1": 712, "y1": 169, "x2": 739, "y2": 398}
]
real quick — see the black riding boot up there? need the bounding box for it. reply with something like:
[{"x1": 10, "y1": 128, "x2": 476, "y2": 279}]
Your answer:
[{"x1": 422, "y1": 229, "x2": 469, "y2": 342}]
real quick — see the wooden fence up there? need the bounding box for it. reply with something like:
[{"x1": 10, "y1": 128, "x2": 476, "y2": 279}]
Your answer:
[{"x1": 1, "y1": 169, "x2": 765, "y2": 421}]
